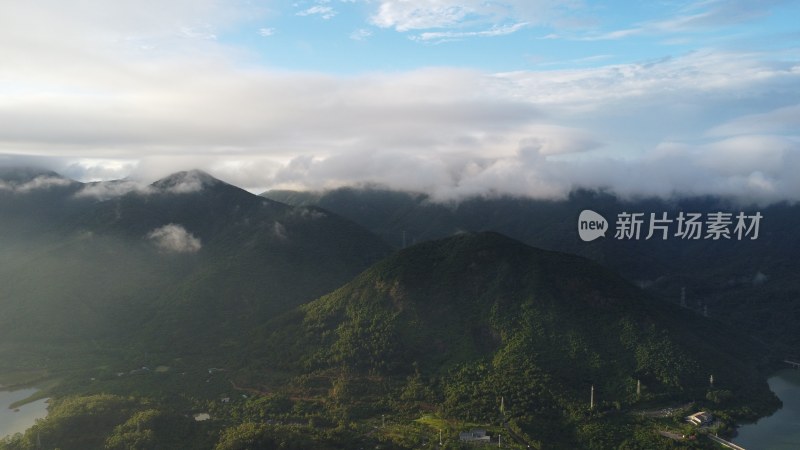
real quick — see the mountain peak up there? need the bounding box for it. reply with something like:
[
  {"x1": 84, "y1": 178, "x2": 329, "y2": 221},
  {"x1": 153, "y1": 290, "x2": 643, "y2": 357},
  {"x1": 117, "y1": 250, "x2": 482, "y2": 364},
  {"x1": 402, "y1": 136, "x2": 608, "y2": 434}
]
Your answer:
[
  {"x1": 0, "y1": 167, "x2": 77, "y2": 193},
  {"x1": 0, "y1": 166, "x2": 66, "y2": 182},
  {"x1": 151, "y1": 170, "x2": 223, "y2": 194}
]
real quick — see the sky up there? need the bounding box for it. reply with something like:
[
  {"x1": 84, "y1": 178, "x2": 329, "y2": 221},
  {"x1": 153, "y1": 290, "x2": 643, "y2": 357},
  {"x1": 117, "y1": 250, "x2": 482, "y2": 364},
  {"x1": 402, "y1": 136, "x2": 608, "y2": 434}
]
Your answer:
[{"x1": 0, "y1": 0, "x2": 799, "y2": 202}]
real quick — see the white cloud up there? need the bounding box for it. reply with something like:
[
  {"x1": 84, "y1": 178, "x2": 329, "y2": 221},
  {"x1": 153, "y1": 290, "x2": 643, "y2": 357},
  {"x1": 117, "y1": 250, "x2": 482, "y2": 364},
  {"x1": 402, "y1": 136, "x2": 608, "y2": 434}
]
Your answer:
[
  {"x1": 273, "y1": 221, "x2": 288, "y2": 240},
  {"x1": 4, "y1": 48, "x2": 797, "y2": 203},
  {"x1": 649, "y1": 0, "x2": 781, "y2": 32},
  {"x1": 574, "y1": 28, "x2": 643, "y2": 41},
  {"x1": 695, "y1": 135, "x2": 789, "y2": 176},
  {"x1": 62, "y1": 159, "x2": 139, "y2": 183},
  {"x1": 297, "y1": 6, "x2": 337, "y2": 20},
  {"x1": 0, "y1": 175, "x2": 74, "y2": 193},
  {"x1": 258, "y1": 27, "x2": 276, "y2": 37},
  {"x1": 257, "y1": 116, "x2": 800, "y2": 204},
  {"x1": 179, "y1": 25, "x2": 217, "y2": 40},
  {"x1": 156, "y1": 170, "x2": 218, "y2": 194},
  {"x1": 545, "y1": 1, "x2": 788, "y2": 42},
  {"x1": 371, "y1": 1, "x2": 472, "y2": 31},
  {"x1": 369, "y1": 0, "x2": 578, "y2": 32},
  {"x1": 73, "y1": 170, "x2": 219, "y2": 199},
  {"x1": 147, "y1": 224, "x2": 202, "y2": 253},
  {"x1": 294, "y1": 207, "x2": 327, "y2": 220},
  {"x1": 707, "y1": 104, "x2": 800, "y2": 137},
  {"x1": 18, "y1": 176, "x2": 74, "y2": 192},
  {"x1": 413, "y1": 22, "x2": 528, "y2": 42},
  {"x1": 350, "y1": 28, "x2": 372, "y2": 41},
  {"x1": 74, "y1": 180, "x2": 153, "y2": 200}
]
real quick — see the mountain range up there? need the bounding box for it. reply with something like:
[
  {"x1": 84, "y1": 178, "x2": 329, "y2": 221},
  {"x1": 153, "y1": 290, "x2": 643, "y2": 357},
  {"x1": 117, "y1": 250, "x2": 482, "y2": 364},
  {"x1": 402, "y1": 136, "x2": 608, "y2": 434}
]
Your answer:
[
  {"x1": 249, "y1": 231, "x2": 775, "y2": 448},
  {"x1": 0, "y1": 168, "x2": 788, "y2": 449},
  {"x1": 0, "y1": 169, "x2": 390, "y2": 365},
  {"x1": 263, "y1": 186, "x2": 800, "y2": 351}
]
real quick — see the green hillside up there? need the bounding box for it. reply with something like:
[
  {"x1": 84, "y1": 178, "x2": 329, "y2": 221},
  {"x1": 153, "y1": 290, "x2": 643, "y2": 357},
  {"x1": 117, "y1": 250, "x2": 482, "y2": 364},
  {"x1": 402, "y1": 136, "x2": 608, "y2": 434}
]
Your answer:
[
  {"x1": 232, "y1": 232, "x2": 777, "y2": 449},
  {"x1": 0, "y1": 230, "x2": 779, "y2": 449},
  {"x1": 0, "y1": 171, "x2": 782, "y2": 449}
]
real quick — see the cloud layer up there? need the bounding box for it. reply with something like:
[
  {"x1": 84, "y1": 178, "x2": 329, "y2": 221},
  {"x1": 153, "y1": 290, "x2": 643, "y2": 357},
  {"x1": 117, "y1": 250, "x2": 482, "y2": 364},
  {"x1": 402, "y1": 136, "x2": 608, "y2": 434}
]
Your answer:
[
  {"x1": 0, "y1": 1, "x2": 798, "y2": 204},
  {"x1": 0, "y1": 175, "x2": 75, "y2": 193}
]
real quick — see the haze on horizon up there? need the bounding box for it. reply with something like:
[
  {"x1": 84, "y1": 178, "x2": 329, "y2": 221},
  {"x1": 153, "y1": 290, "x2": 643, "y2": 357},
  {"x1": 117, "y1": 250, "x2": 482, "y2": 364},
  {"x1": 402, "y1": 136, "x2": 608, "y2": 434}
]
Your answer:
[{"x1": 1, "y1": 0, "x2": 798, "y2": 203}]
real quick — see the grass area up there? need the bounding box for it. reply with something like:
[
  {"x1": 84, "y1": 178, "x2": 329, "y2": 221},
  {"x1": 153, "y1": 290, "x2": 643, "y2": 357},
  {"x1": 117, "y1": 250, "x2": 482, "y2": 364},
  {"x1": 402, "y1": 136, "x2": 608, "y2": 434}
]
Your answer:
[
  {"x1": 415, "y1": 414, "x2": 451, "y2": 430},
  {"x1": 414, "y1": 414, "x2": 502, "y2": 440},
  {"x1": 0, "y1": 370, "x2": 50, "y2": 389},
  {"x1": 6, "y1": 378, "x2": 61, "y2": 409},
  {"x1": 0, "y1": 370, "x2": 60, "y2": 409},
  {"x1": 415, "y1": 414, "x2": 491, "y2": 432}
]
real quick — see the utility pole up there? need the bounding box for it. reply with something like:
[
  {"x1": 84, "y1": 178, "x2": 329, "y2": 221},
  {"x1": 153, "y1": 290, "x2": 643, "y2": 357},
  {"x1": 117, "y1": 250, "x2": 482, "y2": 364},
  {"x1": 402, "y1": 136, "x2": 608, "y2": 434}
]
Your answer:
[
  {"x1": 637, "y1": 379, "x2": 641, "y2": 398},
  {"x1": 498, "y1": 433, "x2": 501, "y2": 448},
  {"x1": 710, "y1": 374, "x2": 714, "y2": 388},
  {"x1": 439, "y1": 429, "x2": 442, "y2": 446},
  {"x1": 590, "y1": 385, "x2": 595, "y2": 410}
]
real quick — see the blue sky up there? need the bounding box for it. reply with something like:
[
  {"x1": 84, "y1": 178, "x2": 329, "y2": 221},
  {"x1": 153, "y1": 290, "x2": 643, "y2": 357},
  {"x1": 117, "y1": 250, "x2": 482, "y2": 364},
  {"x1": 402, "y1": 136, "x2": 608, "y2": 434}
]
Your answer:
[
  {"x1": 0, "y1": 1, "x2": 799, "y2": 202},
  {"x1": 222, "y1": 0, "x2": 800, "y2": 72}
]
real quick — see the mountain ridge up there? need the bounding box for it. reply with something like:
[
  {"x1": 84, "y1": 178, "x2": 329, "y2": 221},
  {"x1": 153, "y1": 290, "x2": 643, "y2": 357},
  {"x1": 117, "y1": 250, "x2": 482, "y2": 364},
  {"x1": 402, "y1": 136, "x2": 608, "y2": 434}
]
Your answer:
[
  {"x1": 0, "y1": 168, "x2": 392, "y2": 357},
  {"x1": 262, "y1": 186, "x2": 800, "y2": 351}
]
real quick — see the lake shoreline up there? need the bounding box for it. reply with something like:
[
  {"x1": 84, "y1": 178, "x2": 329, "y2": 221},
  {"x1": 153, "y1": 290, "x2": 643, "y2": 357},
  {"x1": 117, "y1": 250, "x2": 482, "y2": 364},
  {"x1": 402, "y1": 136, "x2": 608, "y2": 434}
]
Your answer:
[
  {"x1": 731, "y1": 367, "x2": 800, "y2": 449},
  {"x1": 0, "y1": 388, "x2": 50, "y2": 439},
  {"x1": 0, "y1": 370, "x2": 58, "y2": 409}
]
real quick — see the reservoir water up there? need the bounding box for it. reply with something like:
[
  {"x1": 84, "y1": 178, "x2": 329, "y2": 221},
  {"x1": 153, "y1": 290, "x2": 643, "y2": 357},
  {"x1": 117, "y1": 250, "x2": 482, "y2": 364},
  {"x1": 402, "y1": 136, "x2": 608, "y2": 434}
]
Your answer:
[
  {"x1": 734, "y1": 369, "x2": 800, "y2": 449},
  {"x1": 0, "y1": 388, "x2": 48, "y2": 439}
]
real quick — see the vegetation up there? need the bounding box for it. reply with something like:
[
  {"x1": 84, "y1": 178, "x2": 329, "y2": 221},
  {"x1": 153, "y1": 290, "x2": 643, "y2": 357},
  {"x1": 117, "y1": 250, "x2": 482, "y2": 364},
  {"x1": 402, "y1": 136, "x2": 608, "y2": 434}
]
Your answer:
[
  {"x1": 0, "y1": 170, "x2": 785, "y2": 448},
  {"x1": 264, "y1": 186, "x2": 800, "y2": 352},
  {"x1": 241, "y1": 232, "x2": 777, "y2": 448}
]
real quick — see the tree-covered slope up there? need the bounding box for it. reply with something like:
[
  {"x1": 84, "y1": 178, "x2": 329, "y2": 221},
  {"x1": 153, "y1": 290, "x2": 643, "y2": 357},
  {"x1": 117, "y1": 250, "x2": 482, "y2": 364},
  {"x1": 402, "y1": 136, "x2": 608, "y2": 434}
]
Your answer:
[{"x1": 248, "y1": 232, "x2": 776, "y2": 448}]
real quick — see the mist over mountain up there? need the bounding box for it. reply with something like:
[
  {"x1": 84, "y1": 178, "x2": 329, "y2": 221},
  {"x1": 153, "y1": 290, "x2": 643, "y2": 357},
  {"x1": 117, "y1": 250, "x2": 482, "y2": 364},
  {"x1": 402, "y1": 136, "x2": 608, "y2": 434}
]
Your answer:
[
  {"x1": 0, "y1": 168, "x2": 84, "y2": 237},
  {"x1": 0, "y1": 169, "x2": 391, "y2": 361}
]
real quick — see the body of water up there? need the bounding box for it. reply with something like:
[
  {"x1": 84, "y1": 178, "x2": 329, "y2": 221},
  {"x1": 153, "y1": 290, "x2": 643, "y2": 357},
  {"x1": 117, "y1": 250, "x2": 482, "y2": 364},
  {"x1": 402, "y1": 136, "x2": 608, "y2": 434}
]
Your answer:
[
  {"x1": 0, "y1": 388, "x2": 48, "y2": 439},
  {"x1": 734, "y1": 369, "x2": 800, "y2": 449}
]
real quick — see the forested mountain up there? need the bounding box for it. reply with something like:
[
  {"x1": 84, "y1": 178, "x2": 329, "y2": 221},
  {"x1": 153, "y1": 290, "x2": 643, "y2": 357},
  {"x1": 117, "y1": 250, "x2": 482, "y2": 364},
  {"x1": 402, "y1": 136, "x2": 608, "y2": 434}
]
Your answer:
[
  {"x1": 237, "y1": 232, "x2": 776, "y2": 448},
  {"x1": 0, "y1": 169, "x2": 785, "y2": 449},
  {"x1": 0, "y1": 169, "x2": 391, "y2": 366},
  {"x1": 263, "y1": 187, "x2": 800, "y2": 350}
]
